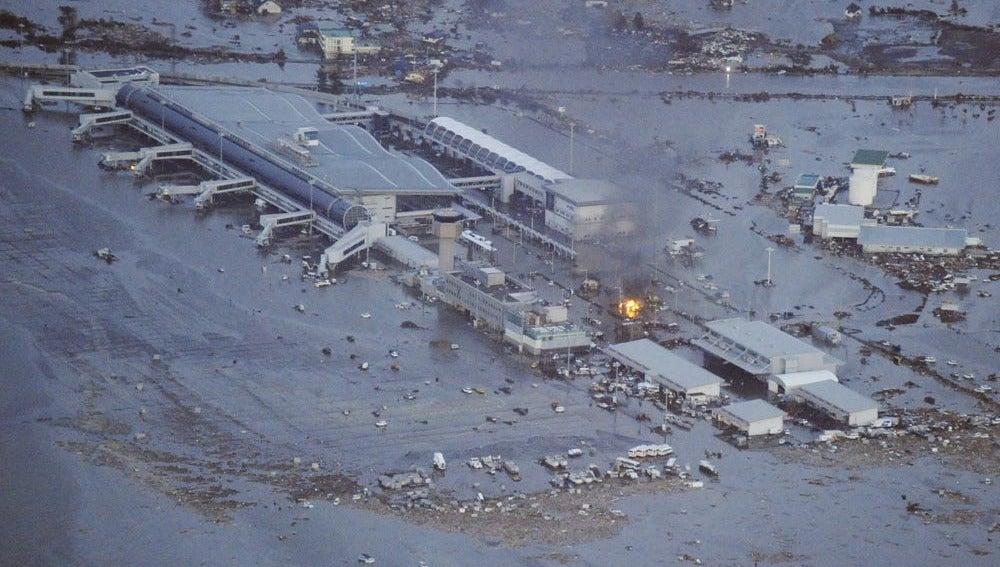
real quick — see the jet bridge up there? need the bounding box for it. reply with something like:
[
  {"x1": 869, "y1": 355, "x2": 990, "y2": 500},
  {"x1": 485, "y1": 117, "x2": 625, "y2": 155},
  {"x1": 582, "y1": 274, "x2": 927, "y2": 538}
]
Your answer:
[
  {"x1": 156, "y1": 177, "x2": 256, "y2": 209},
  {"x1": 317, "y1": 221, "x2": 388, "y2": 275},
  {"x1": 23, "y1": 85, "x2": 116, "y2": 112},
  {"x1": 99, "y1": 143, "x2": 193, "y2": 175},
  {"x1": 71, "y1": 110, "x2": 133, "y2": 142},
  {"x1": 256, "y1": 210, "x2": 317, "y2": 247}
]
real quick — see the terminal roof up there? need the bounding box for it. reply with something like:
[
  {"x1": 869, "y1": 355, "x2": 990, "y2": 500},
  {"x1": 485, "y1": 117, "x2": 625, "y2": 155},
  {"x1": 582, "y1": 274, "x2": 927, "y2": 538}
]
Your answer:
[
  {"x1": 159, "y1": 86, "x2": 456, "y2": 196},
  {"x1": 426, "y1": 117, "x2": 572, "y2": 183}
]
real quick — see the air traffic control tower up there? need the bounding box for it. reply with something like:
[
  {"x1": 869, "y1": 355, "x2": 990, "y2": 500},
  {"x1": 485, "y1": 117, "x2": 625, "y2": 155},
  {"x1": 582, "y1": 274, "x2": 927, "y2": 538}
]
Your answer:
[{"x1": 432, "y1": 209, "x2": 464, "y2": 271}]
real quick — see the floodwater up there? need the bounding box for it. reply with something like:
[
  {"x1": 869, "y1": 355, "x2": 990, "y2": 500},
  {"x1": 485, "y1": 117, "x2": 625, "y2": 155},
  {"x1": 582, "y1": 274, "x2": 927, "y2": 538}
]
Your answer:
[{"x1": 1, "y1": 1, "x2": 999, "y2": 565}]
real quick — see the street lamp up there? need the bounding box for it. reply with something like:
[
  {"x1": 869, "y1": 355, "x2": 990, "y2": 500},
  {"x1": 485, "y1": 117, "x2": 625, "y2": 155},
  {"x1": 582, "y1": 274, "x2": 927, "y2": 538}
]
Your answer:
[
  {"x1": 432, "y1": 68, "x2": 439, "y2": 117},
  {"x1": 569, "y1": 122, "x2": 575, "y2": 175},
  {"x1": 765, "y1": 246, "x2": 775, "y2": 287},
  {"x1": 218, "y1": 132, "x2": 225, "y2": 174}
]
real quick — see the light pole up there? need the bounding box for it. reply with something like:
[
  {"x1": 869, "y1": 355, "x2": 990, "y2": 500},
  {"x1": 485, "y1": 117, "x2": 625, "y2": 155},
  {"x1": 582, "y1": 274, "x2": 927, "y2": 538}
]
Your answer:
[
  {"x1": 432, "y1": 69, "x2": 439, "y2": 117},
  {"x1": 218, "y1": 132, "x2": 225, "y2": 174},
  {"x1": 765, "y1": 246, "x2": 775, "y2": 287},
  {"x1": 569, "y1": 122, "x2": 575, "y2": 175}
]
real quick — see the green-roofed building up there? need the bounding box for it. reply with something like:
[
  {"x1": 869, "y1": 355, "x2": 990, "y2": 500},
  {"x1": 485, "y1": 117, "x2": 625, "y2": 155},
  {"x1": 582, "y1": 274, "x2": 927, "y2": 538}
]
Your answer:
[{"x1": 850, "y1": 149, "x2": 889, "y2": 169}]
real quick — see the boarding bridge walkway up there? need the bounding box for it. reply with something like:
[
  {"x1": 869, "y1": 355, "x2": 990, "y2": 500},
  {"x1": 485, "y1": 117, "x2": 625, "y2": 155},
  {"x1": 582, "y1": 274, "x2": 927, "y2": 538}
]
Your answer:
[
  {"x1": 318, "y1": 222, "x2": 388, "y2": 275},
  {"x1": 120, "y1": 116, "x2": 334, "y2": 231},
  {"x1": 23, "y1": 85, "x2": 116, "y2": 112},
  {"x1": 99, "y1": 143, "x2": 194, "y2": 175},
  {"x1": 72, "y1": 110, "x2": 133, "y2": 142},
  {"x1": 255, "y1": 210, "x2": 317, "y2": 247},
  {"x1": 157, "y1": 177, "x2": 256, "y2": 209}
]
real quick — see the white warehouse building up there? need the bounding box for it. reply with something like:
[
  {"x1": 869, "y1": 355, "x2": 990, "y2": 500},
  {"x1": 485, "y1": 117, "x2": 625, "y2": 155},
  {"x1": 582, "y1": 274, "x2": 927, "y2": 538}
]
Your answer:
[
  {"x1": 692, "y1": 318, "x2": 842, "y2": 379},
  {"x1": 606, "y1": 339, "x2": 723, "y2": 399},
  {"x1": 812, "y1": 203, "x2": 869, "y2": 239},
  {"x1": 769, "y1": 370, "x2": 840, "y2": 395},
  {"x1": 793, "y1": 380, "x2": 879, "y2": 426},
  {"x1": 713, "y1": 399, "x2": 786, "y2": 437}
]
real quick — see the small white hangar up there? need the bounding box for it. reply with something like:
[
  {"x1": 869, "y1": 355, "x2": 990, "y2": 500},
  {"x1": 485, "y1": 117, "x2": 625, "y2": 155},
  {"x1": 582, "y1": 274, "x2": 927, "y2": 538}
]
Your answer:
[
  {"x1": 769, "y1": 370, "x2": 840, "y2": 395},
  {"x1": 792, "y1": 380, "x2": 878, "y2": 426},
  {"x1": 606, "y1": 339, "x2": 722, "y2": 399},
  {"x1": 713, "y1": 399, "x2": 786, "y2": 437},
  {"x1": 692, "y1": 318, "x2": 842, "y2": 379}
]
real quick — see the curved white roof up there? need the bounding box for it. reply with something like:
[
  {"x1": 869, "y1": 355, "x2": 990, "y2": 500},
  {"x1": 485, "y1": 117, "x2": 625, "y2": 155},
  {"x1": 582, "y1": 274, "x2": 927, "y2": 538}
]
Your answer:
[{"x1": 426, "y1": 117, "x2": 572, "y2": 183}]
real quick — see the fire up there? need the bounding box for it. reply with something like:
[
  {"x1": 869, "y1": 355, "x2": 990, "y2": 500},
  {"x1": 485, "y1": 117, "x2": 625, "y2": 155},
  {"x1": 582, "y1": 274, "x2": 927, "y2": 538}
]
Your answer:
[{"x1": 618, "y1": 298, "x2": 641, "y2": 319}]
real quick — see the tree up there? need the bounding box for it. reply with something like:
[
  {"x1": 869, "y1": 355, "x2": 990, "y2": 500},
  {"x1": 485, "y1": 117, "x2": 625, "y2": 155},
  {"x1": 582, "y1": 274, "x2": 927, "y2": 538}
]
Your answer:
[
  {"x1": 610, "y1": 9, "x2": 627, "y2": 31},
  {"x1": 633, "y1": 12, "x2": 645, "y2": 31}
]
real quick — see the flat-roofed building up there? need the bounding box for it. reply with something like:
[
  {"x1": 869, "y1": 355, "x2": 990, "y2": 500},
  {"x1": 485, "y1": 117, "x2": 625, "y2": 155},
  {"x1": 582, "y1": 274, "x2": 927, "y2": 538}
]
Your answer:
[
  {"x1": 692, "y1": 318, "x2": 842, "y2": 379},
  {"x1": 848, "y1": 149, "x2": 888, "y2": 206},
  {"x1": 848, "y1": 166, "x2": 879, "y2": 206},
  {"x1": 769, "y1": 370, "x2": 839, "y2": 395},
  {"x1": 793, "y1": 173, "x2": 821, "y2": 201},
  {"x1": 606, "y1": 339, "x2": 722, "y2": 399},
  {"x1": 793, "y1": 380, "x2": 878, "y2": 426},
  {"x1": 437, "y1": 263, "x2": 536, "y2": 331},
  {"x1": 857, "y1": 225, "x2": 971, "y2": 256},
  {"x1": 544, "y1": 179, "x2": 636, "y2": 241},
  {"x1": 713, "y1": 399, "x2": 786, "y2": 436},
  {"x1": 812, "y1": 203, "x2": 867, "y2": 239}
]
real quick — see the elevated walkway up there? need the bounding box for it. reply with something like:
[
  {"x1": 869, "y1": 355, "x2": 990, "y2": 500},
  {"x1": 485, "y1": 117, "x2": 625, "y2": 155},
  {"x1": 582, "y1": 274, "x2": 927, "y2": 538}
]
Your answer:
[
  {"x1": 449, "y1": 175, "x2": 501, "y2": 191},
  {"x1": 156, "y1": 177, "x2": 256, "y2": 209},
  {"x1": 319, "y1": 109, "x2": 377, "y2": 125},
  {"x1": 71, "y1": 110, "x2": 133, "y2": 142},
  {"x1": 23, "y1": 85, "x2": 115, "y2": 112}
]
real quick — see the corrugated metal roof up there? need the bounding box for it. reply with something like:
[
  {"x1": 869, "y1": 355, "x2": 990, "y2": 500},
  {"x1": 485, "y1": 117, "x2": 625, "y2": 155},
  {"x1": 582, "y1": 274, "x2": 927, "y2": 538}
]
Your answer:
[
  {"x1": 701, "y1": 319, "x2": 823, "y2": 359},
  {"x1": 606, "y1": 339, "x2": 722, "y2": 391},
  {"x1": 797, "y1": 380, "x2": 877, "y2": 415},
  {"x1": 771, "y1": 370, "x2": 839, "y2": 390},
  {"x1": 857, "y1": 225, "x2": 968, "y2": 249},
  {"x1": 426, "y1": 117, "x2": 572, "y2": 183},
  {"x1": 813, "y1": 203, "x2": 863, "y2": 227},
  {"x1": 715, "y1": 399, "x2": 785, "y2": 423}
]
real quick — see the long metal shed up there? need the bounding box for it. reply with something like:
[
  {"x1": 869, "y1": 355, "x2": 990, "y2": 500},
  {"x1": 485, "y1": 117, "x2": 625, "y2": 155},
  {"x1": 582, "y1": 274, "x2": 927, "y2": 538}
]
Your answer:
[
  {"x1": 606, "y1": 339, "x2": 722, "y2": 397},
  {"x1": 713, "y1": 399, "x2": 786, "y2": 436},
  {"x1": 692, "y1": 318, "x2": 842, "y2": 377},
  {"x1": 793, "y1": 380, "x2": 878, "y2": 426}
]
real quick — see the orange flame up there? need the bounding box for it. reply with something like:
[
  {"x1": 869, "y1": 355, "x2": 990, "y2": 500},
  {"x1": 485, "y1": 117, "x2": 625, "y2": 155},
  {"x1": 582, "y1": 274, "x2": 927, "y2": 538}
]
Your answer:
[{"x1": 618, "y1": 298, "x2": 641, "y2": 319}]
